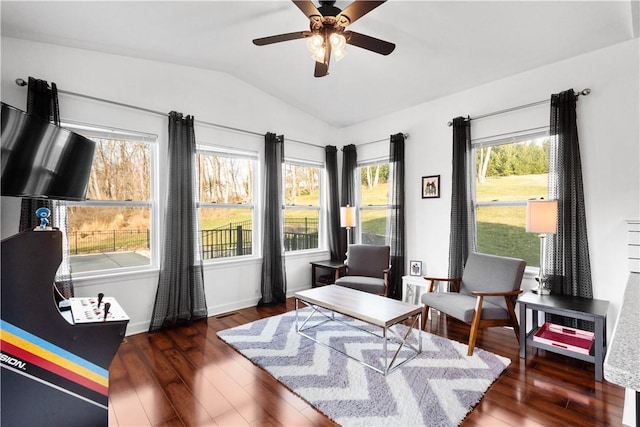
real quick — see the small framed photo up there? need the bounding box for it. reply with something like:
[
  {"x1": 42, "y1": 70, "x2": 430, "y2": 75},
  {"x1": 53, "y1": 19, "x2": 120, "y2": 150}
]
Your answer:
[
  {"x1": 422, "y1": 175, "x2": 440, "y2": 199},
  {"x1": 410, "y1": 260, "x2": 422, "y2": 276}
]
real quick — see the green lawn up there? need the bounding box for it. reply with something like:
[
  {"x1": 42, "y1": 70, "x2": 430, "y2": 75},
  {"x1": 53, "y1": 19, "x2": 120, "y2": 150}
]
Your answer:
[
  {"x1": 476, "y1": 174, "x2": 547, "y2": 203},
  {"x1": 475, "y1": 174, "x2": 547, "y2": 267}
]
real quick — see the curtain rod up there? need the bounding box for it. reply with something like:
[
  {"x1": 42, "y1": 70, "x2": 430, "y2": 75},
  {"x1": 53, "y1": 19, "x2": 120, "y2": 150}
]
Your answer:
[
  {"x1": 14, "y1": 77, "x2": 322, "y2": 149},
  {"x1": 447, "y1": 88, "x2": 591, "y2": 126},
  {"x1": 345, "y1": 133, "x2": 410, "y2": 149}
]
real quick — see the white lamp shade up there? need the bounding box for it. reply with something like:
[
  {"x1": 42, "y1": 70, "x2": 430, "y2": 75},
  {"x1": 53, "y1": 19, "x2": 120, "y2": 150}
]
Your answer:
[
  {"x1": 526, "y1": 200, "x2": 558, "y2": 234},
  {"x1": 340, "y1": 206, "x2": 356, "y2": 228}
]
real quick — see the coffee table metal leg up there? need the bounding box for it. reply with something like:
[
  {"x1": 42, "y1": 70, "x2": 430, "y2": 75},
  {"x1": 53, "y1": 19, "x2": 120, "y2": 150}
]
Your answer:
[
  {"x1": 295, "y1": 306, "x2": 421, "y2": 376},
  {"x1": 419, "y1": 312, "x2": 422, "y2": 353},
  {"x1": 383, "y1": 327, "x2": 389, "y2": 375},
  {"x1": 385, "y1": 316, "x2": 421, "y2": 374}
]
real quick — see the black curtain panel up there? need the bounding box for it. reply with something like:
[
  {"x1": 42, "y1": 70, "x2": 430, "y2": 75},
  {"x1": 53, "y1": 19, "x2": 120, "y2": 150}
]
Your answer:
[
  {"x1": 258, "y1": 133, "x2": 287, "y2": 306},
  {"x1": 149, "y1": 111, "x2": 207, "y2": 332},
  {"x1": 19, "y1": 77, "x2": 74, "y2": 298},
  {"x1": 325, "y1": 145, "x2": 342, "y2": 261},
  {"x1": 340, "y1": 144, "x2": 357, "y2": 251},
  {"x1": 388, "y1": 133, "x2": 406, "y2": 299},
  {"x1": 547, "y1": 89, "x2": 593, "y2": 329},
  {"x1": 448, "y1": 116, "x2": 476, "y2": 279}
]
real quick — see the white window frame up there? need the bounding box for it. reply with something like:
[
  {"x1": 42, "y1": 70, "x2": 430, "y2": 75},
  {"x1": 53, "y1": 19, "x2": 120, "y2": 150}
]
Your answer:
[
  {"x1": 471, "y1": 127, "x2": 550, "y2": 271},
  {"x1": 63, "y1": 121, "x2": 159, "y2": 277},
  {"x1": 283, "y1": 158, "x2": 323, "y2": 254},
  {"x1": 196, "y1": 145, "x2": 259, "y2": 263},
  {"x1": 356, "y1": 157, "x2": 391, "y2": 245}
]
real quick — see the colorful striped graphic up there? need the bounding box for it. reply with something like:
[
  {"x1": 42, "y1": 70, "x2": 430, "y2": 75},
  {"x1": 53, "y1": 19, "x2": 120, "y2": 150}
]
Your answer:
[{"x1": 0, "y1": 320, "x2": 108, "y2": 397}]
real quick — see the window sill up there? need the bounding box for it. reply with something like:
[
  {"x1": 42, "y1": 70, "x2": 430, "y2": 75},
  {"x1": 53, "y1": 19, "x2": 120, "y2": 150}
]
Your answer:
[
  {"x1": 284, "y1": 249, "x2": 330, "y2": 260},
  {"x1": 202, "y1": 255, "x2": 261, "y2": 271},
  {"x1": 524, "y1": 266, "x2": 539, "y2": 279},
  {"x1": 72, "y1": 266, "x2": 159, "y2": 287}
]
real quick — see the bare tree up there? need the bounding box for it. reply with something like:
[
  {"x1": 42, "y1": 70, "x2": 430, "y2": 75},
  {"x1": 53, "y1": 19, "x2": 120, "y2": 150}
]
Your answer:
[{"x1": 477, "y1": 146, "x2": 492, "y2": 184}]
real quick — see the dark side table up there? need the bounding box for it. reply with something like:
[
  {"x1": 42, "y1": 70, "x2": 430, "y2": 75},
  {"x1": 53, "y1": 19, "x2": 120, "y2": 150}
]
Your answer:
[
  {"x1": 517, "y1": 292, "x2": 609, "y2": 382},
  {"x1": 309, "y1": 260, "x2": 345, "y2": 288}
]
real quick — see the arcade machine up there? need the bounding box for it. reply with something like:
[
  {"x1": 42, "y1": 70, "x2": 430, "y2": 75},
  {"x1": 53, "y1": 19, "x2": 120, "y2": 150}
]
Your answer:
[
  {"x1": 1, "y1": 230, "x2": 129, "y2": 426},
  {"x1": 1, "y1": 102, "x2": 129, "y2": 426}
]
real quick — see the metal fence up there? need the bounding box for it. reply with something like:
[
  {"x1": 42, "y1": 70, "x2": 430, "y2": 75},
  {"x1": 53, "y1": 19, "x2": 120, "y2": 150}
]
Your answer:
[
  {"x1": 283, "y1": 217, "x2": 318, "y2": 252},
  {"x1": 201, "y1": 220, "x2": 253, "y2": 259},
  {"x1": 69, "y1": 229, "x2": 149, "y2": 255},
  {"x1": 69, "y1": 217, "x2": 319, "y2": 259}
]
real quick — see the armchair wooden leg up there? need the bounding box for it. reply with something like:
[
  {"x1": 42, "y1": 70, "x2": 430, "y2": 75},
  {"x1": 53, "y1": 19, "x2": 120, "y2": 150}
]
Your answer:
[
  {"x1": 421, "y1": 305, "x2": 429, "y2": 330},
  {"x1": 467, "y1": 296, "x2": 485, "y2": 356},
  {"x1": 505, "y1": 297, "x2": 520, "y2": 343}
]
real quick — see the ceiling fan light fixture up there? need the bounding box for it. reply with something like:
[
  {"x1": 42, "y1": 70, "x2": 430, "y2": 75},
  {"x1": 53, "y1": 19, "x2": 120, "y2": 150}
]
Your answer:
[
  {"x1": 311, "y1": 46, "x2": 326, "y2": 62},
  {"x1": 330, "y1": 32, "x2": 347, "y2": 61},
  {"x1": 329, "y1": 32, "x2": 346, "y2": 49},
  {"x1": 306, "y1": 34, "x2": 324, "y2": 53},
  {"x1": 334, "y1": 47, "x2": 347, "y2": 61}
]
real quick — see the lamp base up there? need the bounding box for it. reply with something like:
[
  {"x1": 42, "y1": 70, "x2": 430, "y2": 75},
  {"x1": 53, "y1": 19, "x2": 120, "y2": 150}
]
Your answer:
[{"x1": 532, "y1": 277, "x2": 551, "y2": 295}]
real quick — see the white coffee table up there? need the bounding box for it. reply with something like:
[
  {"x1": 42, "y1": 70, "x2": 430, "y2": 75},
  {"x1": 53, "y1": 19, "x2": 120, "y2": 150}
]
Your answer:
[{"x1": 294, "y1": 285, "x2": 422, "y2": 375}]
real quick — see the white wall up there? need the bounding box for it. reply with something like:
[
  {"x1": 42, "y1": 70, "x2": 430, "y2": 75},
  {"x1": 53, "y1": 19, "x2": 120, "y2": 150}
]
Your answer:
[
  {"x1": 2, "y1": 36, "x2": 638, "y2": 342},
  {"x1": 340, "y1": 38, "x2": 640, "y2": 341},
  {"x1": 1, "y1": 37, "x2": 335, "y2": 335}
]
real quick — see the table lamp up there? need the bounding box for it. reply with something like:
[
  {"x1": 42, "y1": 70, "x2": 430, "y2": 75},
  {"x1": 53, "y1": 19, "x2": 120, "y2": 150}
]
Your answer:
[
  {"x1": 340, "y1": 205, "x2": 356, "y2": 247},
  {"x1": 526, "y1": 199, "x2": 558, "y2": 295}
]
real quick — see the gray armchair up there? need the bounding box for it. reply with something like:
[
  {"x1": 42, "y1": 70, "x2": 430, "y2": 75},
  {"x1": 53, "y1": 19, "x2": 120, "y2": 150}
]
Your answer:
[
  {"x1": 421, "y1": 252, "x2": 526, "y2": 355},
  {"x1": 334, "y1": 244, "x2": 391, "y2": 296}
]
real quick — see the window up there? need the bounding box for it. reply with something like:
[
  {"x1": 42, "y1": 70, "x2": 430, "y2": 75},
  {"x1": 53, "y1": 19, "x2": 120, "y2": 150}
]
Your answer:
[
  {"x1": 197, "y1": 147, "x2": 257, "y2": 260},
  {"x1": 358, "y1": 160, "x2": 390, "y2": 245},
  {"x1": 283, "y1": 161, "x2": 321, "y2": 252},
  {"x1": 473, "y1": 132, "x2": 550, "y2": 267},
  {"x1": 66, "y1": 126, "x2": 156, "y2": 274}
]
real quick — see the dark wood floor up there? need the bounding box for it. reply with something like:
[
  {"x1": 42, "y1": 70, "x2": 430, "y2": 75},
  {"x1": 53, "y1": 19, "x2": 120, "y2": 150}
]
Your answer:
[{"x1": 109, "y1": 298, "x2": 625, "y2": 426}]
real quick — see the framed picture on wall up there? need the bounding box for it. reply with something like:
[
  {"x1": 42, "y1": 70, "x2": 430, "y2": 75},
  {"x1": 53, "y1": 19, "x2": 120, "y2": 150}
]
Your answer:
[
  {"x1": 422, "y1": 175, "x2": 440, "y2": 199},
  {"x1": 410, "y1": 260, "x2": 422, "y2": 276}
]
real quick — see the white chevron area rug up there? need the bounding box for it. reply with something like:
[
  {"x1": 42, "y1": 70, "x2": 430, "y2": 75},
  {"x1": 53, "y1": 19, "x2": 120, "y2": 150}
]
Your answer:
[{"x1": 217, "y1": 307, "x2": 510, "y2": 427}]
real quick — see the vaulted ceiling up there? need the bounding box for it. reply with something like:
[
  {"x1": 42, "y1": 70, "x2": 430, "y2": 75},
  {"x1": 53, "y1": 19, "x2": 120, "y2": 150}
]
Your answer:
[{"x1": 2, "y1": 1, "x2": 638, "y2": 127}]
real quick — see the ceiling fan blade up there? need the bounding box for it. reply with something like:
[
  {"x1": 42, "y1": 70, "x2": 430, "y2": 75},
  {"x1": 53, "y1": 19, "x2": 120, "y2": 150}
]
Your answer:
[
  {"x1": 253, "y1": 31, "x2": 308, "y2": 46},
  {"x1": 336, "y1": 0, "x2": 386, "y2": 26},
  {"x1": 345, "y1": 31, "x2": 395, "y2": 55},
  {"x1": 292, "y1": 0, "x2": 322, "y2": 20},
  {"x1": 314, "y1": 61, "x2": 329, "y2": 78},
  {"x1": 314, "y1": 43, "x2": 331, "y2": 78}
]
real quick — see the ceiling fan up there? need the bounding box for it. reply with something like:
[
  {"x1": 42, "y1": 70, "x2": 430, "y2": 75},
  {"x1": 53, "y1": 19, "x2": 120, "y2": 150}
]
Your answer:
[{"x1": 253, "y1": 0, "x2": 395, "y2": 78}]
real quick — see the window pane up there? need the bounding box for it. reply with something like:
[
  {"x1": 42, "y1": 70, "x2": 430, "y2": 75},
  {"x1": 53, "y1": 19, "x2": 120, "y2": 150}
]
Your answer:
[
  {"x1": 360, "y1": 164, "x2": 389, "y2": 206},
  {"x1": 474, "y1": 136, "x2": 551, "y2": 265},
  {"x1": 284, "y1": 164, "x2": 319, "y2": 206},
  {"x1": 359, "y1": 162, "x2": 390, "y2": 245},
  {"x1": 283, "y1": 209, "x2": 319, "y2": 251},
  {"x1": 360, "y1": 209, "x2": 387, "y2": 245},
  {"x1": 200, "y1": 207, "x2": 253, "y2": 259},
  {"x1": 67, "y1": 206, "x2": 150, "y2": 272},
  {"x1": 476, "y1": 205, "x2": 540, "y2": 267},
  {"x1": 475, "y1": 139, "x2": 549, "y2": 202},
  {"x1": 197, "y1": 153, "x2": 254, "y2": 204},
  {"x1": 87, "y1": 139, "x2": 150, "y2": 201},
  {"x1": 283, "y1": 162, "x2": 320, "y2": 252}
]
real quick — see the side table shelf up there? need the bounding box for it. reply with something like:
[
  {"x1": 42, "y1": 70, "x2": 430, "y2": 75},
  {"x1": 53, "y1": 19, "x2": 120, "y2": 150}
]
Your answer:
[
  {"x1": 310, "y1": 260, "x2": 345, "y2": 288},
  {"x1": 517, "y1": 292, "x2": 609, "y2": 382}
]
